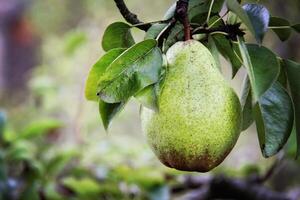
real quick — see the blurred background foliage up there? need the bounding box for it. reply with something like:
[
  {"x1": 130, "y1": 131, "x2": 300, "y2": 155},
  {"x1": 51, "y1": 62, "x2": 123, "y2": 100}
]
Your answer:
[{"x1": 0, "y1": 0, "x2": 299, "y2": 199}]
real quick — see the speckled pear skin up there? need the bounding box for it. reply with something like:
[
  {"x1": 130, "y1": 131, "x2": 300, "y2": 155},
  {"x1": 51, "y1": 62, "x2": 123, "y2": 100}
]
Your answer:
[{"x1": 141, "y1": 40, "x2": 242, "y2": 172}]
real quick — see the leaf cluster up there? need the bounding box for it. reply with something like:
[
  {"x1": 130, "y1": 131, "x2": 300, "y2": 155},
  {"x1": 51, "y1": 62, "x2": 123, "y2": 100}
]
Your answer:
[{"x1": 85, "y1": 0, "x2": 300, "y2": 159}]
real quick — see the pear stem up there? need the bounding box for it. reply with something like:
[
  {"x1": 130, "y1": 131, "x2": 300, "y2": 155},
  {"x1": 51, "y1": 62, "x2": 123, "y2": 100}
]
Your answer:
[{"x1": 175, "y1": 0, "x2": 191, "y2": 41}]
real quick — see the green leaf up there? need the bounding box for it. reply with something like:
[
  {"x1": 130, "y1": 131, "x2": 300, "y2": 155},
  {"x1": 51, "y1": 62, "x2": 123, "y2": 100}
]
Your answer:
[
  {"x1": 164, "y1": 23, "x2": 184, "y2": 53},
  {"x1": 20, "y1": 119, "x2": 63, "y2": 140},
  {"x1": 46, "y1": 150, "x2": 78, "y2": 177},
  {"x1": 163, "y1": 0, "x2": 224, "y2": 22},
  {"x1": 98, "y1": 39, "x2": 162, "y2": 103},
  {"x1": 134, "y1": 85, "x2": 158, "y2": 111},
  {"x1": 99, "y1": 100, "x2": 127, "y2": 130},
  {"x1": 242, "y1": 3, "x2": 270, "y2": 43},
  {"x1": 283, "y1": 59, "x2": 300, "y2": 157},
  {"x1": 240, "y1": 76, "x2": 254, "y2": 131},
  {"x1": 254, "y1": 82, "x2": 294, "y2": 157},
  {"x1": 0, "y1": 112, "x2": 6, "y2": 144},
  {"x1": 85, "y1": 48, "x2": 126, "y2": 101},
  {"x1": 277, "y1": 59, "x2": 288, "y2": 88},
  {"x1": 269, "y1": 17, "x2": 292, "y2": 41},
  {"x1": 189, "y1": 0, "x2": 225, "y2": 22},
  {"x1": 212, "y1": 35, "x2": 242, "y2": 78},
  {"x1": 238, "y1": 38, "x2": 280, "y2": 103},
  {"x1": 207, "y1": 36, "x2": 221, "y2": 71},
  {"x1": 135, "y1": 56, "x2": 167, "y2": 111},
  {"x1": 292, "y1": 24, "x2": 300, "y2": 33},
  {"x1": 226, "y1": 0, "x2": 255, "y2": 40},
  {"x1": 64, "y1": 31, "x2": 87, "y2": 56},
  {"x1": 102, "y1": 22, "x2": 135, "y2": 52},
  {"x1": 62, "y1": 177, "x2": 101, "y2": 197},
  {"x1": 145, "y1": 23, "x2": 168, "y2": 40}
]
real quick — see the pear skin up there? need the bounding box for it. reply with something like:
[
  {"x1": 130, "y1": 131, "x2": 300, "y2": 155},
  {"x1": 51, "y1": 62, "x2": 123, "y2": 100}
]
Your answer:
[{"x1": 141, "y1": 40, "x2": 242, "y2": 172}]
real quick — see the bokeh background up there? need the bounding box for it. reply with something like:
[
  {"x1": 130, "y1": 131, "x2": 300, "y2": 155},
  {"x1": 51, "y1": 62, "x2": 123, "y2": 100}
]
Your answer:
[{"x1": 0, "y1": 0, "x2": 300, "y2": 199}]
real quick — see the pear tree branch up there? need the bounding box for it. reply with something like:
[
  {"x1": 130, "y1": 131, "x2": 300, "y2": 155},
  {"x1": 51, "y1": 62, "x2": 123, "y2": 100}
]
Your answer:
[{"x1": 113, "y1": 0, "x2": 151, "y2": 31}]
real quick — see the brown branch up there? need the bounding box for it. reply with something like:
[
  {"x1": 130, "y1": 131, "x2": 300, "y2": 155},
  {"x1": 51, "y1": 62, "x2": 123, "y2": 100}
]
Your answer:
[
  {"x1": 113, "y1": 0, "x2": 151, "y2": 31},
  {"x1": 172, "y1": 175, "x2": 294, "y2": 200}
]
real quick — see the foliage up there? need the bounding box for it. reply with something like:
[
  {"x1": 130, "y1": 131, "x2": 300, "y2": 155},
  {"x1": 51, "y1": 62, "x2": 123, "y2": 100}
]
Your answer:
[{"x1": 85, "y1": 0, "x2": 300, "y2": 160}]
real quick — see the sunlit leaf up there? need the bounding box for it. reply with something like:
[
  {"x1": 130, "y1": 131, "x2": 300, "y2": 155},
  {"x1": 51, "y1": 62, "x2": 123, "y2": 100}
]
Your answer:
[
  {"x1": 98, "y1": 39, "x2": 162, "y2": 103},
  {"x1": 238, "y1": 38, "x2": 280, "y2": 103},
  {"x1": 62, "y1": 177, "x2": 101, "y2": 196},
  {"x1": 254, "y1": 82, "x2": 294, "y2": 157},
  {"x1": 242, "y1": 3, "x2": 270, "y2": 43},
  {"x1": 20, "y1": 119, "x2": 63, "y2": 140},
  {"x1": 85, "y1": 48, "x2": 125, "y2": 101},
  {"x1": 284, "y1": 59, "x2": 300, "y2": 157},
  {"x1": 269, "y1": 17, "x2": 292, "y2": 41},
  {"x1": 102, "y1": 22, "x2": 135, "y2": 51}
]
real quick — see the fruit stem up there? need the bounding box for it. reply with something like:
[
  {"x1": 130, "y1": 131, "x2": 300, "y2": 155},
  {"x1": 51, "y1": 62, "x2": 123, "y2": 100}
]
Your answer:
[{"x1": 175, "y1": 0, "x2": 191, "y2": 41}]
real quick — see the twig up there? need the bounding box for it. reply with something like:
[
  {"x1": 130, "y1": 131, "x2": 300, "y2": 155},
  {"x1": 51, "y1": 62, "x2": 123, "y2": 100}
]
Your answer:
[{"x1": 113, "y1": 0, "x2": 150, "y2": 31}]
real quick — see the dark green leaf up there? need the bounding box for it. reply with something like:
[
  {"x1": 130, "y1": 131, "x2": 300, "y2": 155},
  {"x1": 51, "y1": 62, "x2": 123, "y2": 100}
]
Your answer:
[
  {"x1": 189, "y1": 0, "x2": 225, "y2": 22},
  {"x1": 145, "y1": 23, "x2": 168, "y2": 40},
  {"x1": 285, "y1": 127, "x2": 298, "y2": 159},
  {"x1": 254, "y1": 82, "x2": 294, "y2": 157},
  {"x1": 163, "y1": 0, "x2": 224, "y2": 22},
  {"x1": 135, "y1": 85, "x2": 158, "y2": 111},
  {"x1": 213, "y1": 35, "x2": 242, "y2": 78},
  {"x1": 242, "y1": 4, "x2": 270, "y2": 43},
  {"x1": 164, "y1": 23, "x2": 184, "y2": 53},
  {"x1": 277, "y1": 59, "x2": 288, "y2": 88},
  {"x1": 207, "y1": 36, "x2": 221, "y2": 70},
  {"x1": 98, "y1": 39, "x2": 162, "y2": 103},
  {"x1": 0, "y1": 112, "x2": 6, "y2": 144},
  {"x1": 238, "y1": 38, "x2": 280, "y2": 103},
  {"x1": 135, "y1": 59, "x2": 167, "y2": 111},
  {"x1": 85, "y1": 48, "x2": 126, "y2": 101},
  {"x1": 226, "y1": 0, "x2": 256, "y2": 39},
  {"x1": 269, "y1": 17, "x2": 292, "y2": 41},
  {"x1": 283, "y1": 59, "x2": 300, "y2": 157},
  {"x1": 292, "y1": 24, "x2": 300, "y2": 33},
  {"x1": 241, "y1": 76, "x2": 254, "y2": 131},
  {"x1": 102, "y1": 22, "x2": 135, "y2": 51},
  {"x1": 99, "y1": 100, "x2": 127, "y2": 130}
]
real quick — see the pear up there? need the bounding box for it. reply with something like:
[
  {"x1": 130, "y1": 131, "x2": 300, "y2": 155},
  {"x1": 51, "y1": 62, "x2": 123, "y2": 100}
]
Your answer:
[{"x1": 141, "y1": 40, "x2": 242, "y2": 172}]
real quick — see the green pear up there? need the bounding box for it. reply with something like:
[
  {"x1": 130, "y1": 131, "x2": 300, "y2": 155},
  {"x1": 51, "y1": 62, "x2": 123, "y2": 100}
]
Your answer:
[{"x1": 141, "y1": 40, "x2": 242, "y2": 172}]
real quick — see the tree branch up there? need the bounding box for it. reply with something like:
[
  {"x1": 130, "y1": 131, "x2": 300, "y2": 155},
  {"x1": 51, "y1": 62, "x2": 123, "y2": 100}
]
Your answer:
[
  {"x1": 172, "y1": 175, "x2": 293, "y2": 200},
  {"x1": 113, "y1": 0, "x2": 151, "y2": 31}
]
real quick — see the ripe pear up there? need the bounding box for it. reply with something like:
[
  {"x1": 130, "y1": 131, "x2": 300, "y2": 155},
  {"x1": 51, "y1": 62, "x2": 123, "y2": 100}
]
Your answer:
[{"x1": 141, "y1": 40, "x2": 242, "y2": 172}]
